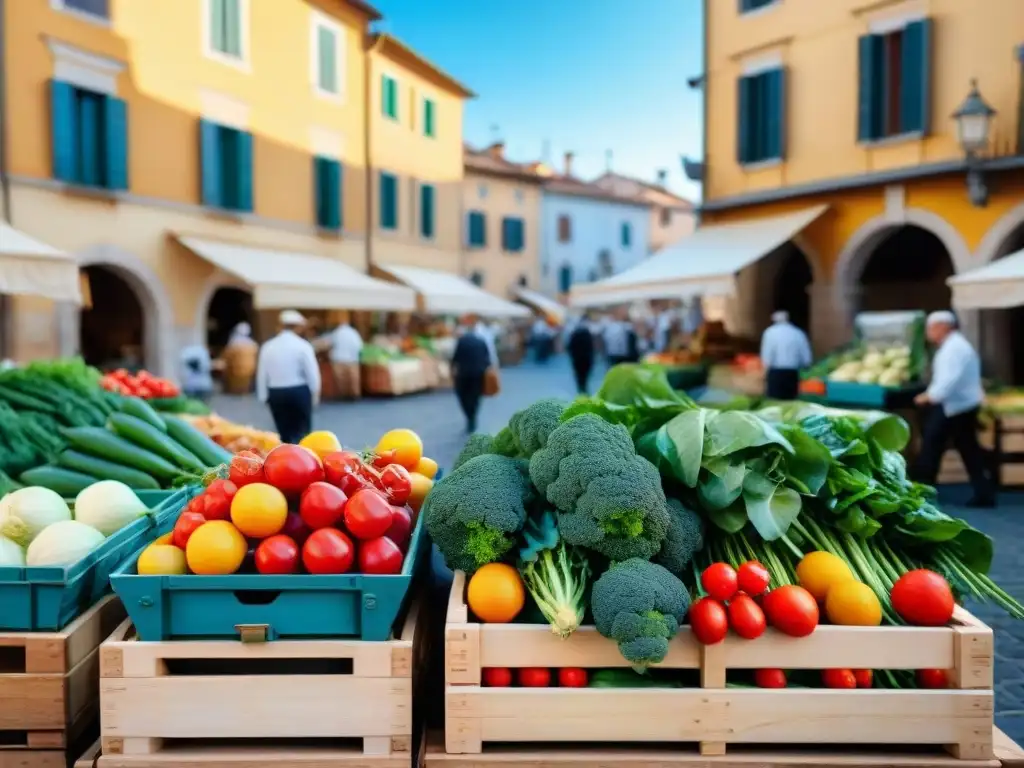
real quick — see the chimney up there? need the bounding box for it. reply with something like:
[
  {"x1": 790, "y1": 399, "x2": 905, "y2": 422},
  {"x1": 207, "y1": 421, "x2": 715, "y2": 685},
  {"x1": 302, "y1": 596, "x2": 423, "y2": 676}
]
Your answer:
[
  {"x1": 656, "y1": 169, "x2": 668, "y2": 186},
  {"x1": 487, "y1": 142, "x2": 505, "y2": 160},
  {"x1": 563, "y1": 151, "x2": 574, "y2": 177}
]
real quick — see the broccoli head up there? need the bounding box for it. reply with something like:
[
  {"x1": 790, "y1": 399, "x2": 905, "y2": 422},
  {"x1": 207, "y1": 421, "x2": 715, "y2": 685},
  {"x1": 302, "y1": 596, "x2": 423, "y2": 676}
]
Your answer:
[
  {"x1": 591, "y1": 558, "x2": 690, "y2": 670},
  {"x1": 422, "y1": 454, "x2": 534, "y2": 573},
  {"x1": 654, "y1": 498, "x2": 705, "y2": 576},
  {"x1": 452, "y1": 433, "x2": 496, "y2": 471},
  {"x1": 491, "y1": 427, "x2": 519, "y2": 457},
  {"x1": 530, "y1": 414, "x2": 670, "y2": 561},
  {"x1": 506, "y1": 398, "x2": 567, "y2": 456}
]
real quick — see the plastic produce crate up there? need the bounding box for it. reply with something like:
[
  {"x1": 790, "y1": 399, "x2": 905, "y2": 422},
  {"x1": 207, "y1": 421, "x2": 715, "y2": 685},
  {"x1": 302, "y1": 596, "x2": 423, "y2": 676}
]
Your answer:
[{"x1": 0, "y1": 487, "x2": 196, "y2": 631}]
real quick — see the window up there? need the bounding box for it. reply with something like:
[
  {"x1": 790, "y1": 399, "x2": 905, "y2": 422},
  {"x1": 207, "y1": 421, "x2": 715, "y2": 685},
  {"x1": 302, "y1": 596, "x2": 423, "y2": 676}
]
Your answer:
[
  {"x1": 737, "y1": 67, "x2": 786, "y2": 164},
  {"x1": 419, "y1": 183, "x2": 435, "y2": 239},
  {"x1": 379, "y1": 171, "x2": 398, "y2": 229},
  {"x1": 208, "y1": 0, "x2": 244, "y2": 61},
  {"x1": 50, "y1": 80, "x2": 128, "y2": 191},
  {"x1": 467, "y1": 211, "x2": 486, "y2": 247},
  {"x1": 621, "y1": 222, "x2": 632, "y2": 248},
  {"x1": 558, "y1": 264, "x2": 573, "y2": 293},
  {"x1": 598, "y1": 250, "x2": 613, "y2": 277},
  {"x1": 660, "y1": 207, "x2": 673, "y2": 227},
  {"x1": 557, "y1": 214, "x2": 572, "y2": 243},
  {"x1": 422, "y1": 98, "x2": 436, "y2": 137},
  {"x1": 739, "y1": 0, "x2": 777, "y2": 12},
  {"x1": 314, "y1": 156, "x2": 342, "y2": 230},
  {"x1": 514, "y1": 188, "x2": 524, "y2": 204},
  {"x1": 313, "y1": 17, "x2": 343, "y2": 98},
  {"x1": 518, "y1": 275, "x2": 528, "y2": 287},
  {"x1": 199, "y1": 119, "x2": 253, "y2": 211},
  {"x1": 502, "y1": 217, "x2": 525, "y2": 253},
  {"x1": 381, "y1": 75, "x2": 398, "y2": 120},
  {"x1": 858, "y1": 20, "x2": 932, "y2": 141},
  {"x1": 469, "y1": 271, "x2": 484, "y2": 287},
  {"x1": 477, "y1": 183, "x2": 488, "y2": 199},
  {"x1": 53, "y1": 0, "x2": 109, "y2": 21}
]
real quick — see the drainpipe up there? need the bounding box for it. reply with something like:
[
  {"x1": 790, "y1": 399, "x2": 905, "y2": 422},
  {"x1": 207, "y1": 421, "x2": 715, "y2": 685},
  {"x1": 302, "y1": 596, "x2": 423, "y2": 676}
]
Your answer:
[
  {"x1": 363, "y1": 34, "x2": 383, "y2": 275},
  {"x1": 698, "y1": 0, "x2": 708, "y2": 227},
  {"x1": 0, "y1": 0, "x2": 11, "y2": 224}
]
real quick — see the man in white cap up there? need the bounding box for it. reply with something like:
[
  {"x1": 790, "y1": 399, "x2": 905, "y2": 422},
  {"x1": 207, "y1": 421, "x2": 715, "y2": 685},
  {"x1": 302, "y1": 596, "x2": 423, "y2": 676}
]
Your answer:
[
  {"x1": 760, "y1": 310, "x2": 812, "y2": 400},
  {"x1": 255, "y1": 310, "x2": 321, "y2": 444},
  {"x1": 912, "y1": 310, "x2": 995, "y2": 507}
]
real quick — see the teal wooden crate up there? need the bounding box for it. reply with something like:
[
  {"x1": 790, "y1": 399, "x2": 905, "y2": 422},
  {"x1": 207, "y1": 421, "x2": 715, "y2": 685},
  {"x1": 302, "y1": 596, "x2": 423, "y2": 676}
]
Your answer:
[
  {"x1": 111, "y1": 507, "x2": 429, "y2": 642},
  {"x1": 825, "y1": 381, "x2": 889, "y2": 407},
  {"x1": 0, "y1": 486, "x2": 197, "y2": 631}
]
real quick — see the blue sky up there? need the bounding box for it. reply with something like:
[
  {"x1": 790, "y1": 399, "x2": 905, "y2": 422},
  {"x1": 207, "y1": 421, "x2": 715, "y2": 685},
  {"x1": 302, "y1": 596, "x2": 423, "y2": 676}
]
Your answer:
[{"x1": 370, "y1": 0, "x2": 705, "y2": 201}]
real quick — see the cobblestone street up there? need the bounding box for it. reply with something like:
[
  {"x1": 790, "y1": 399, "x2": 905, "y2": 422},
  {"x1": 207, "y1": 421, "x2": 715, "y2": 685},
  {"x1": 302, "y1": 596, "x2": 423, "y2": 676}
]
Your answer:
[{"x1": 211, "y1": 358, "x2": 1024, "y2": 741}]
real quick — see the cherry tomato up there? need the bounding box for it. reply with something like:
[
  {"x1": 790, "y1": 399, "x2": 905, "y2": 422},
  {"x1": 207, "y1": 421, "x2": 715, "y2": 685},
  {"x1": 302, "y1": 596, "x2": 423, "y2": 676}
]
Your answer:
[
  {"x1": 517, "y1": 668, "x2": 551, "y2": 687},
  {"x1": 263, "y1": 444, "x2": 325, "y2": 496},
  {"x1": 890, "y1": 570, "x2": 955, "y2": 626},
  {"x1": 301, "y1": 528, "x2": 355, "y2": 575},
  {"x1": 323, "y1": 451, "x2": 366, "y2": 493},
  {"x1": 254, "y1": 535, "x2": 300, "y2": 574},
  {"x1": 207, "y1": 478, "x2": 238, "y2": 502},
  {"x1": 737, "y1": 561, "x2": 770, "y2": 596},
  {"x1": 299, "y1": 481, "x2": 348, "y2": 530},
  {"x1": 186, "y1": 496, "x2": 204, "y2": 514},
  {"x1": 386, "y1": 505, "x2": 413, "y2": 552},
  {"x1": 380, "y1": 464, "x2": 413, "y2": 506},
  {"x1": 916, "y1": 669, "x2": 949, "y2": 689},
  {"x1": 822, "y1": 669, "x2": 857, "y2": 689},
  {"x1": 728, "y1": 593, "x2": 767, "y2": 640},
  {"x1": 762, "y1": 585, "x2": 819, "y2": 637},
  {"x1": 344, "y1": 488, "x2": 394, "y2": 540},
  {"x1": 689, "y1": 597, "x2": 729, "y2": 645},
  {"x1": 279, "y1": 511, "x2": 312, "y2": 545},
  {"x1": 172, "y1": 510, "x2": 206, "y2": 550},
  {"x1": 482, "y1": 668, "x2": 512, "y2": 687},
  {"x1": 358, "y1": 536, "x2": 404, "y2": 575},
  {"x1": 754, "y1": 668, "x2": 787, "y2": 688},
  {"x1": 701, "y1": 562, "x2": 739, "y2": 602},
  {"x1": 557, "y1": 668, "x2": 588, "y2": 688},
  {"x1": 853, "y1": 669, "x2": 873, "y2": 688},
  {"x1": 229, "y1": 450, "x2": 266, "y2": 488},
  {"x1": 371, "y1": 448, "x2": 399, "y2": 469}
]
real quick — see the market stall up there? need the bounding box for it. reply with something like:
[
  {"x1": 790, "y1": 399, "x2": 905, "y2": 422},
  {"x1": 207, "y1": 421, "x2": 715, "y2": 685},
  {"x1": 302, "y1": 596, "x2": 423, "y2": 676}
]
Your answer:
[
  {"x1": 0, "y1": 222, "x2": 82, "y2": 303},
  {"x1": 515, "y1": 286, "x2": 566, "y2": 325}
]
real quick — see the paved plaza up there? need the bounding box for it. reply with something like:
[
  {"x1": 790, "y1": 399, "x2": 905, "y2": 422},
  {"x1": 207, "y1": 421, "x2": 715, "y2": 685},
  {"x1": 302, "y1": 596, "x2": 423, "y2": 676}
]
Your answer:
[{"x1": 210, "y1": 358, "x2": 1024, "y2": 741}]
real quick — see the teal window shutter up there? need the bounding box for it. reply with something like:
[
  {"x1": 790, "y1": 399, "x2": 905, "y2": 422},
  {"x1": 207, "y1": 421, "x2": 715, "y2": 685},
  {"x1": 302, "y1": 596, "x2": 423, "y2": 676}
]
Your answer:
[
  {"x1": 764, "y1": 67, "x2": 786, "y2": 159},
  {"x1": 200, "y1": 119, "x2": 222, "y2": 207},
  {"x1": 514, "y1": 219, "x2": 525, "y2": 251},
  {"x1": 50, "y1": 80, "x2": 78, "y2": 183},
  {"x1": 736, "y1": 75, "x2": 754, "y2": 164},
  {"x1": 621, "y1": 222, "x2": 631, "y2": 247},
  {"x1": 102, "y1": 95, "x2": 128, "y2": 190},
  {"x1": 380, "y1": 172, "x2": 397, "y2": 229},
  {"x1": 900, "y1": 19, "x2": 932, "y2": 134},
  {"x1": 222, "y1": 0, "x2": 242, "y2": 57},
  {"x1": 318, "y1": 26, "x2": 337, "y2": 93},
  {"x1": 857, "y1": 35, "x2": 884, "y2": 141},
  {"x1": 468, "y1": 211, "x2": 485, "y2": 246},
  {"x1": 331, "y1": 161, "x2": 343, "y2": 229},
  {"x1": 316, "y1": 157, "x2": 342, "y2": 230},
  {"x1": 424, "y1": 99, "x2": 435, "y2": 137},
  {"x1": 420, "y1": 184, "x2": 435, "y2": 238},
  {"x1": 77, "y1": 91, "x2": 102, "y2": 187},
  {"x1": 501, "y1": 217, "x2": 512, "y2": 250},
  {"x1": 235, "y1": 130, "x2": 253, "y2": 211},
  {"x1": 382, "y1": 76, "x2": 398, "y2": 118},
  {"x1": 210, "y1": 0, "x2": 225, "y2": 52}
]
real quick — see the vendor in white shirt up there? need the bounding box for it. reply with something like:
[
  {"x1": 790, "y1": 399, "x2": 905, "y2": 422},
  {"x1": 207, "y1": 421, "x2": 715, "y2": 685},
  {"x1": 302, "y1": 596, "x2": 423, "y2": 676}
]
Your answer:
[
  {"x1": 912, "y1": 311, "x2": 995, "y2": 508},
  {"x1": 760, "y1": 310, "x2": 812, "y2": 400},
  {"x1": 256, "y1": 310, "x2": 321, "y2": 444},
  {"x1": 329, "y1": 317, "x2": 364, "y2": 400}
]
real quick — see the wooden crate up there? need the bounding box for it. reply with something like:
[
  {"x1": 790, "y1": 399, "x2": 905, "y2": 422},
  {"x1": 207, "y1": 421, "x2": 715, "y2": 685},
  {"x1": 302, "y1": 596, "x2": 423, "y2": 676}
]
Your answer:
[
  {"x1": 97, "y1": 596, "x2": 425, "y2": 767},
  {"x1": 444, "y1": 571, "x2": 996, "y2": 760},
  {"x1": 0, "y1": 726, "x2": 100, "y2": 768},
  {"x1": 0, "y1": 596, "x2": 125, "y2": 751}
]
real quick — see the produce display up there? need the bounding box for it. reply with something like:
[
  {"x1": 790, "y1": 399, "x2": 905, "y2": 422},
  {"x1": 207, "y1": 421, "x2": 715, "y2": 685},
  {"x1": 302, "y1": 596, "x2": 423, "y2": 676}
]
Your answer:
[
  {"x1": 426, "y1": 364, "x2": 1022, "y2": 689},
  {"x1": 985, "y1": 388, "x2": 1024, "y2": 416},
  {"x1": 100, "y1": 368, "x2": 180, "y2": 399},
  {"x1": 181, "y1": 413, "x2": 281, "y2": 455},
  {"x1": 135, "y1": 429, "x2": 437, "y2": 577}
]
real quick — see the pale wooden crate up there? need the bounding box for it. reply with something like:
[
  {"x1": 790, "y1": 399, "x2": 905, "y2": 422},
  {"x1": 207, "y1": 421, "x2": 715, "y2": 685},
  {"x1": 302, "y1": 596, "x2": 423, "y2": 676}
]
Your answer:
[
  {"x1": 0, "y1": 596, "x2": 125, "y2": 750},
  {"x1": 96, "y1": 597, "x2": 424, "y2": 768},
  {"x1": 444, "y1": 571, "x2": 996, "y2": 761}
]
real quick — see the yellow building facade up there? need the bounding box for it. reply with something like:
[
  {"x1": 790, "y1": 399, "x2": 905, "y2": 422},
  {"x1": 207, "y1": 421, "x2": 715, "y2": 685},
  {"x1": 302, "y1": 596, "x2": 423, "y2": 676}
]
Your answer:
[{"x1": 695, "y1": 0, "x2": 1024, "y2": 378}]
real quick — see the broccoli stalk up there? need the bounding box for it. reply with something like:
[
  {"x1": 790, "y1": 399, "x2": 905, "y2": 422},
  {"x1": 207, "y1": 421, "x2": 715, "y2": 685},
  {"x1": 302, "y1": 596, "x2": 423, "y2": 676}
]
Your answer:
[{"x1": 518, "y1": 510, "x2": 590, "y2": 639}]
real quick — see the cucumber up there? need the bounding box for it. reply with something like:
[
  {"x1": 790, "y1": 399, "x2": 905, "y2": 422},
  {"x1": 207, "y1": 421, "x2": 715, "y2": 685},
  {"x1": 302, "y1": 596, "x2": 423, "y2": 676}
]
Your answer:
[
  {"x1": 162, "y1": 415, "x2": 232, "y2": 467},
  {"x1": 19, "y1": 466, "x2": 99, "y2": 496},
  {"x1": 57, "y1": 450, "x2": 161, "y2": 490},
  {"x1": 107, "y1": 413, "x2": 205, "y2": 471},
  {"x1": 118, "y1": 396, "x2": 167, "y2": 432},
  {"x1": 61, "y1": 427, "x2": 182, "y2": 482}
]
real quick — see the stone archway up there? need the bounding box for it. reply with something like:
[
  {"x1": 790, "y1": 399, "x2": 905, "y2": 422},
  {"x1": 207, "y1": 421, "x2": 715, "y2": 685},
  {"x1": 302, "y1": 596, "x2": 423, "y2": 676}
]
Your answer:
[
  {"x1": 973, "y1": 204, "x2": 1024, "y2": 384},
  {"x1": 193, "y1": 271, "x2": 253, "y2": 350}
]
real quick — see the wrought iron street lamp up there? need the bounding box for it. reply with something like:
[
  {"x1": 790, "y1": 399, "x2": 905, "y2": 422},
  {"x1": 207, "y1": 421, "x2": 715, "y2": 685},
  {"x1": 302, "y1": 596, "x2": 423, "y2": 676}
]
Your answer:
[{"x1": 952, "y1": 79, "x2": 997, "y2": 207}]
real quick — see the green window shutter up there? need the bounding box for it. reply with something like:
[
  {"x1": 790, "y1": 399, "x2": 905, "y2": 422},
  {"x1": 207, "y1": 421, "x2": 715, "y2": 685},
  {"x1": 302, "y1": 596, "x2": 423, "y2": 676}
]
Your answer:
[
  {"x1": 764, "y1": 67, "x2": 786, "y2": 159},
  {"x1": 78, "y1": 91, "x2": 101, "y2": 186},
  {"x1": 102, "y1": 95, "x2": 128, "y2": 190},
  {"x1": 736, "y1": 75, "x2": 754, "y2": 164},
  {"x1": 314, "y1": 157, "x2": 328, "y2": 227},
  {"x1": 235, "y1": 130, "x2": 253, "y2": 211},
  {"x1": 857, "y1": 34, "x2": 884, "y2": 141},
  {"x1": 50, "y1": 80, "x2": 78, "y2": 183},
  {"x1": 382, "y1": 76, "x2": 398, "y2": 118},
  {"x1": 318, "y1": 26, "x2": 337, "y2": 93},
  {"x1": 380, "y1": 172, "x2": 397, "y2": 229},
  {"x1": 331, "y1": 161, "x2": 343, "y2": 229},
  {"x1": 424, "y1": 99, "x2": 435, "y2": 136},
  {"x1": 223, "y1": 0, "x2": 241, "y2": 56},
  {"x1": 316, "y1": 158, "x2": 342, "y2": 230},
  {"x1": 200, "y1": 120, "x2": 222, "y2": 207},
  {"x1": 420, "y1": 184, "x2": 435, "y2": 238},
  {"x1": 900, "y1": 19, "x2": 932, "y2": 134}
]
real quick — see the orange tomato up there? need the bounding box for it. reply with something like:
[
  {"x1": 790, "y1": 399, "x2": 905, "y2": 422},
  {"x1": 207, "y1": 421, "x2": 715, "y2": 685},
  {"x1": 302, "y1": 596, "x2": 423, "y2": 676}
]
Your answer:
[
  {"x1": 230, "y1": 483, "x2": 288, "y2": 539},
  {"x1": 185, "y1": 521, "x2": 247, "y2": 575},
  {"x1": 467, "y1": 563, "x2": 525, "y2": 623},
  {"x1": 152, "y1": 532, "x2": 174, "y2": 546},
  {"x1": 407, "y1": 472, "x2": 434, "y2": 514},
  {"x1": 374, "y1": 429, "x2": 423, "y2": 471},
  {"x1": 413, "y1": 456, "x2": 438, "y2": 479},
  {"x1": 299, "y1": 431, "x2": 341, "y2": 460}
]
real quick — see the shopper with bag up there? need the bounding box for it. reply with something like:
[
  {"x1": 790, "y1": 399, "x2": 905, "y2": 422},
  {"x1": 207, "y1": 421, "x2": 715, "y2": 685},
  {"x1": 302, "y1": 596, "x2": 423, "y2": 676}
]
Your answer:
[{"x1": 452, "y1": 315, "x2": 498, "y2": 433}]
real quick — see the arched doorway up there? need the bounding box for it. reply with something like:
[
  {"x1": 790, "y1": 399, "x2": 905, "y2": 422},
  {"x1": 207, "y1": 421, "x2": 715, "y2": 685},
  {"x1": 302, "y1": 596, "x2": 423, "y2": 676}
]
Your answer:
[
  {"x1": 79, "y1": 265, "x2": 146, "y2": 371},
  {"x1": 856, "y1": 225, "x2": 955, "y2": 314},
  {"x1": 773, "y1": 244, "x2": 813, "y2": 332},
  {"x1": 980, "y1": 222, "x2": 1024, "y2": 385},
  {"x1": 206, "y1": 287, "x2": 254, "y2": 355}
]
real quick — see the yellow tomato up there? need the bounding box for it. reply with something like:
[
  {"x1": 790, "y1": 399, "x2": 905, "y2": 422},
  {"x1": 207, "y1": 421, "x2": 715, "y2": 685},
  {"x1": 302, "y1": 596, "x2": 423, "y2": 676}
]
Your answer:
[
  {"x1": 374, "y1": 429, "x2": 423, "y2": 471},
  {"x1": 137, "y1": 544, "x2": 186, "y2": 575},
  {"x1": 299, "y1": 431, "x2": 342, "y2": 460},
  {"x1": 825, "y1": 580, "x2": 883, "y2": 626},
  {"x1": 796, "y1": 551, "x2": 856, "y2": 602},
  {"x1": 407, "y1": 472, "x2": 434, "y2": 513},
  {"x1": 185, "y1": 521, "x2": 247, "y2": 575},
  {"x1": 413, "y1": 457, "x2": 438, "y2": 479},
  {"x1": 230, "y1": 483, "x2": 288, "y2": 539},
  {"x1": 152, "y1": 532, "x2": 174, "y2": 546}
]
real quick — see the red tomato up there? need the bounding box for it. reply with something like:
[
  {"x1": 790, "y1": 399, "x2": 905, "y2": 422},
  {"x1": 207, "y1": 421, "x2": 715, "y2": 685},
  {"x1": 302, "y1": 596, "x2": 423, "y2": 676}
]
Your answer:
[
  {"x1": 754, "y1": 668, "x2": 787, "y2": 688},
  {"x1": 822, "y1": 669, "x2": 857, "y2": 689},
  {"x1": 371, "y1": 448, "x2": 399, "y2": 469},
  {"x1": 701, "y1": 563, "x2": 739, "y2": 602},
  {"x1": 379, "y1": 464, "x2": 412, "y2": 505},
  {"x1": 254, "y1": 535, "x2": 300, "y2": 574},
  {"x1": 322, "y1": 451, "x2": 367, "y2": 494},
  {"x1": 482, "y1": 668, "x2": 512, "y2": 687},
  {"x1": 264, "y1": 444, "x2": 325, "y2": 496},
  {"x1": 301, "y1": 528, "x2": 354, "y2": 575},
  {"x1": 186, "y1": 496, "x2": 204, "y2": 514},
  {"x1": 201, "y1": 492, "x2": 231, "y2": 521},
  {"x1": 853, "y1": 669, "x2": 873, "y2": 688},
  {"x1": 229, "y1": 450, "x2": 266, "y2": 488},
  {"x1": 762, "y1": 585, "x2": 819, "y2": 637},
  {"x1": 737, "y1": 561, "x2": 770, "y2": 596},
  {"x1": 386, "y1": 505, "x2": 413, "y2": 552},
  {"x1": 517, "y1": 668, "x2": 551, "y2": 687},
  {"x1": 890, "y1": 570, "x2": 955, "y2": 626},
  {"x1": 728, "y1": 593, "x2": 767, "y2": 640},
  {"x1": 344, "y1": 489, "x2": 394, "y2": 540},
  {"x1": 207, "y1": 478, "x2": 238, "y2": 502},
  {"x1": 172, "y1": 510, "x2": 206, "y2": 550},
  {"x1": 279, "y1": 511, "x2": 312, "y2": 545},
  {"x1": 689, "y1": 597, "x2": 729, "y2": 645},
  {"x1": 358, "y1": 536, "x2": 404, "y2": 575},
  {"x1": 557, "y1": 668, "x2": 588, "y2": 687},
  {"x1": 299, "y1": 482, "x2": 348, "y2": 530},
  {"x1": 916, "y1": 669, "x2": 949, "y2": 689}
]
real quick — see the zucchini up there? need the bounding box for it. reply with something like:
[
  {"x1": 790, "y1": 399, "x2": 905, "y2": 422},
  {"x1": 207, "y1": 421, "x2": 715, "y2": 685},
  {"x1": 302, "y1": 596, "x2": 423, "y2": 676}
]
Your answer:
[
  {"x1": 118, "y1": 396, "x2": 167, "y2": 431},
  {"x1": 162, "y1": 415, "x2": 232, "y2": 466},
  {"x1": 107, "y1": 413, "x2": 205, "y2": 471},
  {"x1": 61, "y1": 427, "x2": 182, "y2": 482},
  {"x1": 0, "y1": 384, "x2": 58, "y2": 414},
  {"x1": 19, "y1": 466, "x2": 98, "y2": 496},
  {"x1": 56, "y1": 450, "x2": 161, "y2": 490}
]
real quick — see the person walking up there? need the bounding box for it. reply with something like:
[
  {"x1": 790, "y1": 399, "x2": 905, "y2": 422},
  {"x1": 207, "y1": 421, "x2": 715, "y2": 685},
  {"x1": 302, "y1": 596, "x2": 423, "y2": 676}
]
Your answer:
[
  {"x1": 451, "y1": 315, "x2": 493, "y2": 433},
  {"x1": 255, "y1": 310, "x2": 321, "y2": 444},
  {"x1": 602, "y1": 314, "x2": 631, "y2": 367},
  {"x1": 220, "y1": 322, "x2": 258, "y2": 394},
  {"x1": 179, "y1": 343, "x2": 213, "y2": 402},
  {"x1": 329, "y1": 316, "x2": 363, "y2": 400},
  {"x1": 567, "y1": 316, "x2": 596, "y2": 394},
  {"x1": 912, "y1": 311, "x2": 995, "y2": 508},
  {"x1": 760, "y1": 310, "x2": 813, "y2": 400}
]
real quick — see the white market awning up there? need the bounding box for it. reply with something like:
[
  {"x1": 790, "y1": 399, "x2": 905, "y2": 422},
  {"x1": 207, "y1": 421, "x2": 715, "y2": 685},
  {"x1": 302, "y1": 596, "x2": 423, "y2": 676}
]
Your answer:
[
  {"x1": 515, "y1": 287, "x2": 566, "y2": 323},
  {"x1": 377, "y1": 264, "x2": 530, "y2": 318},
  {"x1": 0, "y1": 222, "x2": 82, "y2": 303},
  {"x1": 177, "y1": 236, "x2": 416, "y2": 311},
  {"x1": 569, "y1": 205, "x2": 828, "y2": 308},
  {"x1": 948, "y1": 249, "x2": 1024, "y2": 310}
]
